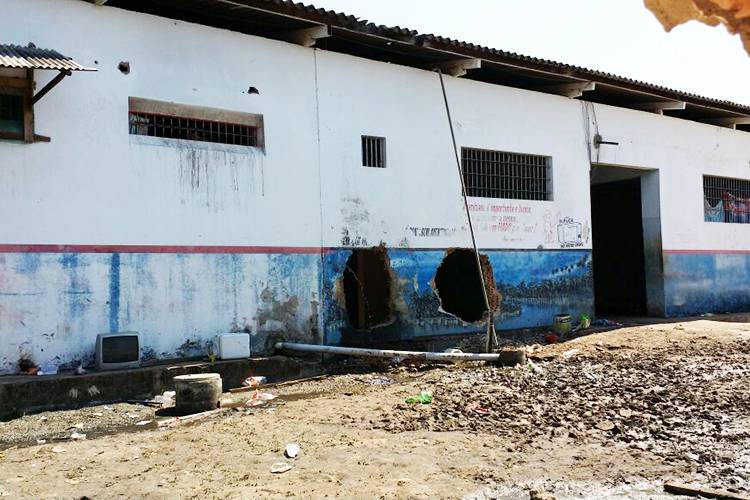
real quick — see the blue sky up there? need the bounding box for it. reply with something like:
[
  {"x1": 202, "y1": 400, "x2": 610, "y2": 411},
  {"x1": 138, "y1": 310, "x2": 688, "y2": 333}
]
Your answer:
[{"x1": 310, "y1": 0, "x2": 750, "y2": 105}]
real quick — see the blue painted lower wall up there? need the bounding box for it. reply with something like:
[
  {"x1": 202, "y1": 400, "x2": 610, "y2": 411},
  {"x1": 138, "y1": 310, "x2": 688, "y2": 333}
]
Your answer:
[
  {"x1": 0, "y1": 252, "x2": 320, "y2": 375},
  {"x1": 664, "y1": 252, "x2": 750, "y2": 316},
  {"x1": 321, "y1": 248, "x2": 594, "y2": 345}
]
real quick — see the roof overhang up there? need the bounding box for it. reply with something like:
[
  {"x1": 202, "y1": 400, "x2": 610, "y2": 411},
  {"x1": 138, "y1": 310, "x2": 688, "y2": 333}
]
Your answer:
[
  {"x1": 0, "y1": 44, "x2": 96, "y2": 72},
  {"x1": 82, "y1": 0, "x2": 750, "y2": 131}
]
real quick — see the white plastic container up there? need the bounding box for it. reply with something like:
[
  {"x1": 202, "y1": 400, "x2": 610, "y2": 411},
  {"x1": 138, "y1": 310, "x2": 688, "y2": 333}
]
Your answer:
[{"x1": 216, "y1": 333, "x2": 250, "y2": 360}]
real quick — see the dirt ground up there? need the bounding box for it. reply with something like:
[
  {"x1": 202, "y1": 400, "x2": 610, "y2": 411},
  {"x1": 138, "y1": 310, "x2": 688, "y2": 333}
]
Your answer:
[{"x1": 1, "y1": 319, "x2": 749, "y2": 499}]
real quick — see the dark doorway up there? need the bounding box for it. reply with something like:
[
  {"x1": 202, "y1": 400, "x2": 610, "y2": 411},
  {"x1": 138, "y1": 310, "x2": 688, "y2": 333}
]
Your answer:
[
  {"x1": 591, "y1": 178, "x2": 647, "y2": 316},
  {"x1": 343, "y1": 247, "x2": 393, "y2": 329}
]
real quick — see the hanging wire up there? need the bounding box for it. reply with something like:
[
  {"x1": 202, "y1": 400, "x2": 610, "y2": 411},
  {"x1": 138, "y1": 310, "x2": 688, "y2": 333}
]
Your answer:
[{"x1": 436, "y1": 69, "x2": 498, "y2": 352}]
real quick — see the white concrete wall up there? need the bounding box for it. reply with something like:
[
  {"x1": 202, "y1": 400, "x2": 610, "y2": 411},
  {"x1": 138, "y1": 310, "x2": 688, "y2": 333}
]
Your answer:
[
  {"x1": 316, "y1": 50, "x2": 593, "y2": 251},
  {"x1": 589, "y1": 104, "x2": 750, "y2": 252},
  {"x1": 0, "y1": 0, "x2": 322, "y2": 247}
]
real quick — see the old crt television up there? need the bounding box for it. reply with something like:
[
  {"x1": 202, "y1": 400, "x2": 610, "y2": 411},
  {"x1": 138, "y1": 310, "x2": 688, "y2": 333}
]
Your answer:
[{"x1": 96, "y1": 332, "x2": 141, "y2": 370}]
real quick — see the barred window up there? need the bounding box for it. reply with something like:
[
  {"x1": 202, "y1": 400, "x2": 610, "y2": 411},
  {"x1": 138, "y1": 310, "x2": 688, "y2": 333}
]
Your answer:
[
  {"x1": 704, "y1": 175, "x2": 750, "y2": 224},
  {"x1": 128, "y1": 97, "x2": 263, "y2": 148},
  {"x1": 361, "y1": 136, "x2": 386, "y2": 168},
  {"x1": 461, "y1": 148, "x2": 552, "y2": 201}
]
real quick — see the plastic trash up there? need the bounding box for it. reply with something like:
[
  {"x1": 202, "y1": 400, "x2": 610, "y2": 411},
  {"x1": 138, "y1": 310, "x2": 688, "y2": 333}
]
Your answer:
[
  {"x1": 466, "y1": 402, "x2": 489, "y2": 414},
  {"x1": 405, "y1": 391, "x2": 433, "y2": 404},
  {"x1": 39, "y1": 362, "x2": 58, "y2": 375},
  {"x1": 284, "y1": 443, "x2": 300, "y2": 459},
  {"x1": 591, "y1": 318, "x2": 623, "y2": 327},
  {"x1": 70, "y1": 431, "x2": 86, "y2": 440},
  {"x1": 246, "y1": 392, "x2": 277, "y2": 407},
  {"x1": 271, "y1": 462, "x2": 292, "y2": 474},
  {"x1": 366, "y1": 376, "x2": 392, "y2": 385},
  {"x1": 243, "y1": 376, "x2": 267, "y2": 387}
]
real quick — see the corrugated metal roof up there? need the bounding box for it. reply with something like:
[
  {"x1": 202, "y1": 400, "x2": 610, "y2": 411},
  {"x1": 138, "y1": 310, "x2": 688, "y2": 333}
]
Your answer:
[
  {"x1": 241, "y1": 0, "x2": 750, "y2": 113},
  {"x1": 89, "y1": 0, "x2": 750, "y2": 117},
  {"x1": 0, "y1": 44, "x2": 96, "y2": 71}
]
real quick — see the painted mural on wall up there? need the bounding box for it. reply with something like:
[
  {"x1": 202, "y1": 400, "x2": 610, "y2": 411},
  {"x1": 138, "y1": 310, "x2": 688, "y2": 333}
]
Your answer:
[
  {"x1": 467, "y1": 198, "x2": 591, "y2": 249},
  {"x1": 321, "y1": 248, "x2": 593, "y2": 345}
]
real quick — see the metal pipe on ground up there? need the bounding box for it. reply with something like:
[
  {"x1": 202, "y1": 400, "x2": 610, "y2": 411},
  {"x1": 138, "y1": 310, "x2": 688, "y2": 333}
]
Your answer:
[{"x1": 275, "y1": 342, "x2": 525, "y2": 364}]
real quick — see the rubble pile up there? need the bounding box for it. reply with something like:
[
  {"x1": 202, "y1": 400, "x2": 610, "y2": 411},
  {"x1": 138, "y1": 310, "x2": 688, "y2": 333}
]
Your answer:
[{"x1": 377, "y1": 339, "x2": 750, "y2": 491}]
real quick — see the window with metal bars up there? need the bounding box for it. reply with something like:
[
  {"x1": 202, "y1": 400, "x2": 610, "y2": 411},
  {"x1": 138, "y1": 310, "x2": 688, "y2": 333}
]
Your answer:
[
  {"x1": 461, "y1": 148, "x2": 552, "y2": 201},
  {"x1": 703, "y1": 175, "x2": 750, "y2": 224},
  {"x1": 129, "y1": 111, "x2": 258, "y2": 146},
  {"x1": 361, "y1": 136, "x2": 386, "y2": 168}
]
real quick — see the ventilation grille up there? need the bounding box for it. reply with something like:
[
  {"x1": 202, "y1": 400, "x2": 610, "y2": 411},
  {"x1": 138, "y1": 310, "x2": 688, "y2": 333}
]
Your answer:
[
  {"x1": 461, "y1": 148, "x2": 552, "y2": 201},
  {"x1": 361, "y1": 136, "x2": 386, "y2": 168},
  {"x1": 129, "y1": 111, "x2": 258, "y2": 146}
]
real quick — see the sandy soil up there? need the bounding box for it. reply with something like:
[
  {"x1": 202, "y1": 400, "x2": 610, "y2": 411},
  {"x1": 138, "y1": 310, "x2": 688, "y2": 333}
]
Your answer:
[{"x1": 0, "y1": 319, "x2": 749, "y2": 499}]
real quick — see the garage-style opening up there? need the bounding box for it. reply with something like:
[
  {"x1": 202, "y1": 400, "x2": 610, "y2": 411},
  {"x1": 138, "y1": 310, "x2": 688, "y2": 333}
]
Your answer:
[
  {"x1": 590, "y1": 166, "x2": 664, "y2": 317},
  {"x1": 434, "y1": 249, "x2": 498, "y2": 323},
  {"x1": 343, "y1": 247, "x2": 394, "y2": 330}
]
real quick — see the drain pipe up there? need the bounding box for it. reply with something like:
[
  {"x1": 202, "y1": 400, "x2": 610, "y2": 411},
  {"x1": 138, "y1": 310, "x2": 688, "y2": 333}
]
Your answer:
[{"x1": 275, "y1": 342, "x2": 512, "y2": 363}]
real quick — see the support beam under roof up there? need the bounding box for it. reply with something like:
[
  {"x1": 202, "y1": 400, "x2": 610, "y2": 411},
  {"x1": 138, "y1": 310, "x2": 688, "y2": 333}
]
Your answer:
[
  {"x1": 280, "y1": 25, "x2": 330, "y2": 47},
  {"x1": 535, "y1": 81, "x2": 596, "y2": 98},
  {"x1": 431, "y1": 58, "x2": 481, "y2": 78},
  {"x1": 628, "y1": 100, "x2": 686, "y2": 115},
  {"x1": 705, "y1": 117, "x2": 750, "y2": 129}
]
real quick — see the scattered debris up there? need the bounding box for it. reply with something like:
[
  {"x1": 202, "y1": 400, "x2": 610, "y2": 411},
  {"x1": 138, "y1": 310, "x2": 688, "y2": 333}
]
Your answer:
[
  {"x1": 465, "y1": 402, "x2": 489, "y2": 415},
  {"x1": 529, "y1": 490, "x2": 556, "y2": 500},
  {"x1": 157, "y1": 408, "x2": 229, "y2": 428},
  {"x1": 527, "y1": 360, "x2": 544, "y2": 374},
  {"x1": 591, "y1": 319, "x2": 624, "y2": 327},
  {"x1": 284, "y1": 443, "x2": 300, "y2": 459},
  {"x1": 243, "y1": 376, "x2": 267, "y2": 387},
  {"x1": 365, "y1": 376, "x2": 393, "y2": 385},
  {"x1": 151, "y1": 391, "x2": 175, "y2": 407},
  {"x1": 544, "y1": 332, "x2": 559, "y2": 344},
  {"x1": 405, "y1": 391, "x2": 433, "y2": 404},
  {"x1": 664, "y1": 482, "x2": 750, "y2": 500},
  {"x1": 246, "y1": 392, "x2": 278, "y2": 407},
  {"x1": 270, "y1": 462, "x2": 293, "y2": 474}
]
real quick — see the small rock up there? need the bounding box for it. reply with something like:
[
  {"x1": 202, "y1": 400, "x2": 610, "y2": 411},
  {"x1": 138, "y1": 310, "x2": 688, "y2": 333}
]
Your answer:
[
  {"x1": 70, "y1": 432, "x2": 86, "y2": 440},
  {"x1": 596, "y1": 420, "x2": 615, "y2": 431},
  {"x1": 529, "y1": 490, "x2": 556, "y2": 500}
]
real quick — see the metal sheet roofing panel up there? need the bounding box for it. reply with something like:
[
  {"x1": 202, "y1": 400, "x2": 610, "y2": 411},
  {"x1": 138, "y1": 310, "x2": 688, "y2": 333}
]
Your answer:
[{"x1": 0, "y1": 44, "x2": 96, "y2": 71}]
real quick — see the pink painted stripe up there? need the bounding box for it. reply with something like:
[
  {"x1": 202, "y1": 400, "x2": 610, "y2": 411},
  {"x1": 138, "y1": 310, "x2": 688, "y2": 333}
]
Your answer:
[
  {"x1": 664, "y1": 249, "x2": 750, "y2": 255},
  {"x1": 0, "y1": 244, "x2": 324, "y2": 254}
]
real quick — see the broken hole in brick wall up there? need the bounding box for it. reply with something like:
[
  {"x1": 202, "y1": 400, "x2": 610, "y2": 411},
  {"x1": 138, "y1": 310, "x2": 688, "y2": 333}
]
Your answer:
[
  {"x1": 343, "y1": 247, "x2": 394, "y2": 329},
  {"x1": 434, "y1": 249, "x2": 500, "y2": 323}
]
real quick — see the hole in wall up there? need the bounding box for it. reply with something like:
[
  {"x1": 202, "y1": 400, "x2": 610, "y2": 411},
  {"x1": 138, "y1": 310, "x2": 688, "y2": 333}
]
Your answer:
[
  {"x1": 434, "y1": 249, "x2": 499, "y2": 323},
  {"x1": 343, "y1": 247, "x2": 394, "y2": 330},
  {"x1": 118, "y1": 61, "x2": 130, "y2": 74}
]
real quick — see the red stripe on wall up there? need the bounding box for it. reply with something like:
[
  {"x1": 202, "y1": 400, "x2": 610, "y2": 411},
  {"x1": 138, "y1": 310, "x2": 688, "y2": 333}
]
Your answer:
[
  {"x1": 664, "y1": 249, "x2": 750, "y2": 255},
  {"x1": 0, "y1": 244, "x2": 324, "y2": 254}
]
